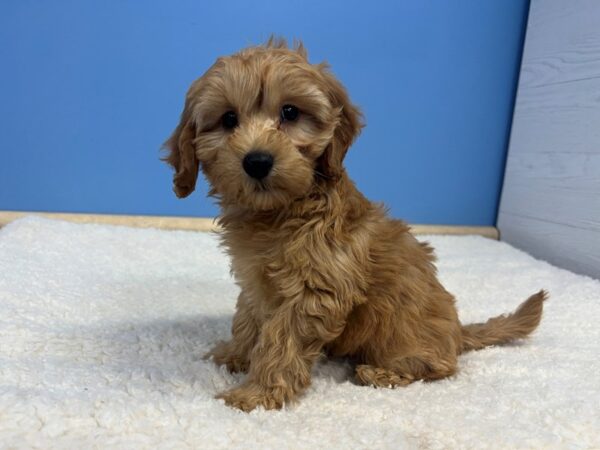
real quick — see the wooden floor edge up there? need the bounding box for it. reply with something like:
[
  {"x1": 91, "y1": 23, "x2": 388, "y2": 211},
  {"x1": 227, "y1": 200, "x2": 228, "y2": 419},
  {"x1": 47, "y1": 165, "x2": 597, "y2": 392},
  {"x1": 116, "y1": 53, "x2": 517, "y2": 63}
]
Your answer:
[{"x1": 0, "y1": 210, "x2": 499, "y2": 239}]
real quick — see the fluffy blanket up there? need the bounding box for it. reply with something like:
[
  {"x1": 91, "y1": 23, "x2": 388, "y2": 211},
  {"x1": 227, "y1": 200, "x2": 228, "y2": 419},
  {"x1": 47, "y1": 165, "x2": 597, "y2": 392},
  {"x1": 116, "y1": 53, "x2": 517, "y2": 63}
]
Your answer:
[{"x1": 1, "y1": 217, "x2": 599, "y2": 449}]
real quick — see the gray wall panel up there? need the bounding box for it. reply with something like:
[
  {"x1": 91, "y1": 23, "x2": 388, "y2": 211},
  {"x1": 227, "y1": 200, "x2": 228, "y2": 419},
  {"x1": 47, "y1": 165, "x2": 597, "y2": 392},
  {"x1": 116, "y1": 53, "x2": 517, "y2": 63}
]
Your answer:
[{"x1": 498, "y1": 0, "x2": 600, "y2": 279}]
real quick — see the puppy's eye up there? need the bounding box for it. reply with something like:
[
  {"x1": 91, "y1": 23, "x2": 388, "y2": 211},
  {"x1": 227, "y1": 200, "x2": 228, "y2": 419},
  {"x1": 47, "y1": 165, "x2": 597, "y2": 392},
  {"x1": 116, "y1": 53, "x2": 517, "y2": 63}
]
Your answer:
[
  {"x1": 280, "y1": 104, "x2": 299, "y2": 122},
  {"x1": 221, "y1": 111, "x2": 238, "y2": 130}
]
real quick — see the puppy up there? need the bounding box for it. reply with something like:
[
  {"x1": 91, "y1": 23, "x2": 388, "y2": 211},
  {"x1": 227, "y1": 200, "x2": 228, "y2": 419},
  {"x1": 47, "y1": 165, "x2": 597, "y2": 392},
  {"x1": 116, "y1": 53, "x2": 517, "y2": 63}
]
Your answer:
[{"x1": 164, "y1": 39, "x2": 546, "y2": 412}]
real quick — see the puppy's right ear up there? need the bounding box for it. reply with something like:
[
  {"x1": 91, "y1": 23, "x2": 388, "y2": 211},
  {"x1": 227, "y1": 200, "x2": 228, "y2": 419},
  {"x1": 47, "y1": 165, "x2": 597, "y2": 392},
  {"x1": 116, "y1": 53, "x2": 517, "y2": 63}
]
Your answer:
[{"x1": 162, "y1": 98, "x2": 199, "y2": 198}]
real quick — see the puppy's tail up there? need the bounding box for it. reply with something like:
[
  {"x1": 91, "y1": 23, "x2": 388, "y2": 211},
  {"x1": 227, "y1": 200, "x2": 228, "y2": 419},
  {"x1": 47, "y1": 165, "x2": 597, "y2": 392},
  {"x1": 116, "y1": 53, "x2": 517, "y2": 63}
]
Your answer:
[{"x1": 460, "y1": 290, "x2": 548, "y2": 353}]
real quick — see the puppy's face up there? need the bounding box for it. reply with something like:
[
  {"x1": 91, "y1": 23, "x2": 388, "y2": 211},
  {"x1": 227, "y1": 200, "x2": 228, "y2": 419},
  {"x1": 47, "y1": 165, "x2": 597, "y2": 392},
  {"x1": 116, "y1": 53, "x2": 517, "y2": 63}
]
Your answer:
[{"x1": 164, "y1": 41, "x2": 362, "y2": 211}]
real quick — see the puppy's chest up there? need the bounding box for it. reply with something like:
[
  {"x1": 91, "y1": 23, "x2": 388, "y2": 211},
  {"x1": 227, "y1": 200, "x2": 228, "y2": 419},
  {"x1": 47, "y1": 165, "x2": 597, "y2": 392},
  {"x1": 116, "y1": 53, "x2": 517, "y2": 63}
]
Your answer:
[
  {"x1": 227, "y1": 229, "x2": 320, "y2": 283},
  {"x1": 224, "y1": 224, "x2": 370, "y2": 308}
]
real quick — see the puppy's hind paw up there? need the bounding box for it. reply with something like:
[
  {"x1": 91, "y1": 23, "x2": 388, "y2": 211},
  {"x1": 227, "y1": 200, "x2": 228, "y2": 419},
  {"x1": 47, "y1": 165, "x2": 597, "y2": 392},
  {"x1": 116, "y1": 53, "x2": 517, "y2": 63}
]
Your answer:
[{"x1": 355, "y1": 364, "x2": 414, "y2": 388}]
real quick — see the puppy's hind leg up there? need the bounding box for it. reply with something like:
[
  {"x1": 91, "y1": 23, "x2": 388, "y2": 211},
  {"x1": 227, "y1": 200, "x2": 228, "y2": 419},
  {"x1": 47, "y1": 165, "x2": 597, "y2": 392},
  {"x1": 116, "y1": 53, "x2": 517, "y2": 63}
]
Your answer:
[{"x1": 205, "y1": 292, "x2": 259, "y2": 373}]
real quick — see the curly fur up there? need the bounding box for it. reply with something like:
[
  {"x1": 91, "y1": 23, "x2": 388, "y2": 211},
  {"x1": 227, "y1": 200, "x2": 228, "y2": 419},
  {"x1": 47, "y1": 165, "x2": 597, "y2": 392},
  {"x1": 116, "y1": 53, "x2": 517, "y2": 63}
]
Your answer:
[{"x1": 163, "y1": 39, "x2": 547, "y2": 412}]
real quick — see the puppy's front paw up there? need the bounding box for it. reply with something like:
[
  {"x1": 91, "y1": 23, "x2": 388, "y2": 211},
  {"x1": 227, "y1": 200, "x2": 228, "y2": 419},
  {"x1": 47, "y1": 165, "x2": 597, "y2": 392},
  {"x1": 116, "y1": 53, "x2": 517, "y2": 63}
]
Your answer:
[
  {"x1": 216, "y1": 383, "x2": 285, "y2": 412},
  {"x1": 204, "y1": 340, "x2": 249, "y2": 373}
]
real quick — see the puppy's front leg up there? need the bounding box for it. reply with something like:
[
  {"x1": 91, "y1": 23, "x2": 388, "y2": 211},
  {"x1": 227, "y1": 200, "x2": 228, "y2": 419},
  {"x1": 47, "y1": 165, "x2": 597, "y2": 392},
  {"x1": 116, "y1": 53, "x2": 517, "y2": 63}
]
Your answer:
[
  {"x1": 205, "y1": 292, "x2": 259, "y2": 373},
  {"x1": 217, "y1": 290, "x2": 348, "y2": 411}
]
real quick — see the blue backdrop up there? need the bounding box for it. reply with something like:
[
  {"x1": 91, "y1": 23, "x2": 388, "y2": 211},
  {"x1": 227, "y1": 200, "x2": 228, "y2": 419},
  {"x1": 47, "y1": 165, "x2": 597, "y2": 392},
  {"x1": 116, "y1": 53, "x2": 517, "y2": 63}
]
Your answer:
[{"x1": 0, "y1": 0, "x2": 529, "y2": 225}]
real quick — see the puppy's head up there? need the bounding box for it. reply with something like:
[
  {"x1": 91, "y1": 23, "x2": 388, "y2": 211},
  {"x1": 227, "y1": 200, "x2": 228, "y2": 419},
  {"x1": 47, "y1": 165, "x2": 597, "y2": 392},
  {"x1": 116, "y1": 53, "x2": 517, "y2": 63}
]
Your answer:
[{"x1": 163, "y1": 39, "x2": 362, "y2": 211}]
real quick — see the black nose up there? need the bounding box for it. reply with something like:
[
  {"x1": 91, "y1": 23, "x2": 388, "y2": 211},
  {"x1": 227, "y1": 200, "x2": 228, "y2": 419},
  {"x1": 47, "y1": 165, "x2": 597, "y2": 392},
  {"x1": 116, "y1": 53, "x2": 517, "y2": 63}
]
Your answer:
[{"x1": 243, "y1": 151, "x2": 274, "y2": 180}]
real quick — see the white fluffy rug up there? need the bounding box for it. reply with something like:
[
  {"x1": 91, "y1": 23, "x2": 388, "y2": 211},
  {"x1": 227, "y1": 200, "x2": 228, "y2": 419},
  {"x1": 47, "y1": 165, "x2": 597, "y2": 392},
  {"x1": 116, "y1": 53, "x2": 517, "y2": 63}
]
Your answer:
[{"x1": 1, "y1": 217, "x2": 599, "y2": 449}]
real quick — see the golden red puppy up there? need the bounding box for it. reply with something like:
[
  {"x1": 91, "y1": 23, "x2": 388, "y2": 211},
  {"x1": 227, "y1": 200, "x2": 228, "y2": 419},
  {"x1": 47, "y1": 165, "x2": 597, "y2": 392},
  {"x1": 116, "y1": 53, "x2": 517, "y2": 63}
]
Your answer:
[{"x1": 164, "y1": 39, "x2": 546, "y2": 412}]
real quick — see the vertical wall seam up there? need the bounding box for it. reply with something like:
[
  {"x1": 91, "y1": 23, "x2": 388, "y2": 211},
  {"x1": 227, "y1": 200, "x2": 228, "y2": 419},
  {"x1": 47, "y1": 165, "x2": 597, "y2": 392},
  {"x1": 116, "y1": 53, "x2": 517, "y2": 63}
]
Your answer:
[{"x1": 494, "y1": 0, "x2": 532, "y2": 228}]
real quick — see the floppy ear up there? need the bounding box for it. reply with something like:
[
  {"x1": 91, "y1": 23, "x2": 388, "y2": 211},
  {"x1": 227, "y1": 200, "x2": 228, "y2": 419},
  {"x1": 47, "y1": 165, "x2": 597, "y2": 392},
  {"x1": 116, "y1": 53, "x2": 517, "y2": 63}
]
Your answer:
[
  {"x1": 317, "y1": 65, "x2": 363, "y2": 180},
  {"x1": 162, "y1": 98, "x2": 199, "y2": 198}
]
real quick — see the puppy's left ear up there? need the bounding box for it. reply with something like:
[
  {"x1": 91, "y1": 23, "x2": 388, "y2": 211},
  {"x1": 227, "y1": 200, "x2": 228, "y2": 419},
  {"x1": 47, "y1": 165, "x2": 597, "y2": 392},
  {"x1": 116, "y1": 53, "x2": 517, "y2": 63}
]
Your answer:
[
  {"x1": 162, "y1": 98, "x2": 199, "y2": 198},
  {"x1": 317, "y1": 65, "x2": 363, "y2": 180}
]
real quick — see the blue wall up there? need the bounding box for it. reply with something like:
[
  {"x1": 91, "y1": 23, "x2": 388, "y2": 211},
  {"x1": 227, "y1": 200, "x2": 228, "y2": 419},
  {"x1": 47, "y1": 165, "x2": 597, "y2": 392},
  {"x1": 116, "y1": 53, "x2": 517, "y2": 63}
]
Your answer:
[{"x1": 0, "y1": 0, "x2": 528, "y2": 225}]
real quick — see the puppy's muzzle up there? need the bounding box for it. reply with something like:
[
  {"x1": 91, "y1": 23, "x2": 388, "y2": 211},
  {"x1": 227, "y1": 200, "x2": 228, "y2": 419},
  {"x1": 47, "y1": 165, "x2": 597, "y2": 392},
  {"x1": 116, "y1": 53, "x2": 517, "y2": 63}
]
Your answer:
[{"x1": 243, "y1": 151, "x2": 274, "y2": 180}]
